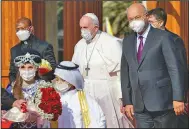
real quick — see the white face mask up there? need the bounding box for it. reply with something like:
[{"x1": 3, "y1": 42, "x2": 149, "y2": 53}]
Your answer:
[
  {"x1": 19, "y1": 69, "x2": 36, "y2": 81},
  {"x1": 150, "y1": 23, "x2": 157, "y2": 28},
  {"x1": 129, "y1": 20, "x2": 145, "y2": 33},
  {"x1": 150, "y1": 22, "x2": 164, "y2": 30},
  {"x1": 16, "y1": 30, "x2": 31, "y2": 41},
  {"x1": 54, "y1": 81, "x2": 70, "y2": 93},
  {"x1": 81, "y1": 29, "x2": 93, "y2": 41}
]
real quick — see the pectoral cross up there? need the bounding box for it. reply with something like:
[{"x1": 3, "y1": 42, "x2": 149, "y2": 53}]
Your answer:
[{"x1": 85, "y1": 64, "x2": 90, "y2": 76}]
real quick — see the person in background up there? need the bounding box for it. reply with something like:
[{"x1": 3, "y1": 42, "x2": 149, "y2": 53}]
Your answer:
[
  {"x1": 9, "y1": 17, "x2": 56, "y2": 88},
  {"x1": 52, "y1": 61, "x2": 106, "y2": 128},
  {"x1": 147, "y1": 8, "x2": 188, "y2": 128}
]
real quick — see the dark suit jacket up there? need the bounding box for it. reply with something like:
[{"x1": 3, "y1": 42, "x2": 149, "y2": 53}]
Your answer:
[
  {"x1": 166, "y1": 29, "x2": 187, "y2": 70},
  {"x1": 1, "y1": 88, "x2": 16, "y2": 110},
  {"x1": 121, "y1": 26, "x2": 187, "y2": 113},
  {"x1": 9, "y1": 34, "x2": 57, "y2": 83},
  {"x1": 166, "y1": 29, "x2": 188, "y2": 99}
]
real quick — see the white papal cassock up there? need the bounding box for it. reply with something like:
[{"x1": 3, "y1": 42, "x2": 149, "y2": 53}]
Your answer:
[
  {"x1": 57, "y1": 89, "x2": 106, "y2": 128},
  {"x1": 72, "y1": 31, "x2": 133, "y2": 128}
]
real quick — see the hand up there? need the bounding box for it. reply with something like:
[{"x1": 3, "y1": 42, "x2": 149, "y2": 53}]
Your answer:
[
  {"x1": 12, "y1": 99, "x2": 26, "y2": 109},
  {"x1": 1, "y1": 110, "x2": 7, "y2": 116},
  {"x1": 109, "y1": 72, "x2": 117, "y2": 77},
  {"x1": 125, "y1": 105, "x2": 134, "y2": 120},
  {"x1": 119, "y1": 98, "x2": 125, "y2": 114},
  {"x1": 120, "y1": 106, "x2": 125, "y2": 114},
  {"x1": 173, "y1": 101, "x2": 184, "y2": 115}
]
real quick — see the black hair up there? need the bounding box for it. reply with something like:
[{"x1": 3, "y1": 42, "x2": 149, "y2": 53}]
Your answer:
[{"x1": 147, "y1": 8, "x2": 167, "y2": 26}]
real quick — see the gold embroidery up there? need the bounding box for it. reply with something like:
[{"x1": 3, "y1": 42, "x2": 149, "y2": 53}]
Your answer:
[
  {"x1": 78, "y1": 90, "x2": 91, "y2": 128},
  {"x1": 50, "y1": 120, "x2": 58, "y2": 128}
]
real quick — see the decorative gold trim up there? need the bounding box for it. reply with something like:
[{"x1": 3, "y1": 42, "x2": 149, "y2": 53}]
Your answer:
[
  {"x1": 50, "y1": 120, "x2": 58, "y2": 128},
  {"x1": 78, "y1": 90, "x2": 91, "y2": 128}
]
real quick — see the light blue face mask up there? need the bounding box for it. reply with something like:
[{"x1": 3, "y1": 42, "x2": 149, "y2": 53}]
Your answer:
[{"x1": 81, "y1": 29, "x2": 93, "y2": 41}]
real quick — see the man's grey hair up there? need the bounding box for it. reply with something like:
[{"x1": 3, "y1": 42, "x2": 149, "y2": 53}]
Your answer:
[
  {"x1": 83, "y1": 13, "x2": 99, "y2": 27},
  {"x1": 125, "y1": 3, "x2": 147, "y2": 15}
]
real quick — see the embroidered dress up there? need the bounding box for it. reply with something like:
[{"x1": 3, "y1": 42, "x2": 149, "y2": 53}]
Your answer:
[{"x1": 10, "y1": 80, "x2": 39, "y2": 128}]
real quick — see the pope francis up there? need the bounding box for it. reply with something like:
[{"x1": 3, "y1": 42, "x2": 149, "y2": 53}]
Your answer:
[{"x1": 72, "y1": 13, "x2": 133, "y2": 128}]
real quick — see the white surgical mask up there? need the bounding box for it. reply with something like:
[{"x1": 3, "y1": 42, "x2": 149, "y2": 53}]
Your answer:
[
  {"x1": 129, "y1": 20, "x2": 145, "y2": 33},
  {"x1": 150, "y1": 23, "x2": 157, "y2": 28},
  {"x1": 16, "y1": 30, "x2": 31, "y2": 41},
  {"x1": 81, "y1": 29, "x2": 93, "y2": 41},
  {"x1": 150, "y1": 22, "x2": 164, "y2": 30},
  {"x1": 54, "y1": 81, "x2": 70, "y2": 93},
  {"x1": 19, "y1": 69, "x2": 36, "y2": 81}
]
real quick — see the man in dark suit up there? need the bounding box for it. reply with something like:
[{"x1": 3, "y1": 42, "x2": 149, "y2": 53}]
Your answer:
[
  {"x1": 147, "y1": 8, "x2": 187, "y2": 72},
  {"x1": 147, "y1": 8, "x2": 188, "y2": 128},
  {"x1": 9, "y1": 17, "x2": 56, "y2": 85},
  {"x1": 121, "y1": 3, "x2": 187, "y2": 128}
]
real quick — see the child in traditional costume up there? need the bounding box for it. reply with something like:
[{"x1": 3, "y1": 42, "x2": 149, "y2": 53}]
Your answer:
[
  {"x1": 2, "y1": 49, "x2": 61, "y2": 128},
  {"x1": 52, "y1": 61, "x2": 106, "y2": 128}
]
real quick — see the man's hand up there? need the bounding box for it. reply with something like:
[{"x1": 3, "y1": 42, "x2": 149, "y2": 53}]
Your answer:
[
  {"x1": 120, "y1": 105, "x2": 125, "y2": 114},
  {"x1": 12, "y1": 99, "x2": 26, "y2": 109},
  {"x1": 173, "y1": 101, "x2": 184, "y2": 115},
  {"x1": 125, "y1": 105, "x2": 134, "y2": 120},
  {"x1": 109, "y1": 72, "x2": 117, "y2": 77}
]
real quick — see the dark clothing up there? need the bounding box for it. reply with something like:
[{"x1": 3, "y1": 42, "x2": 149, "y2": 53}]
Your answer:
[
  {"x1": 1, "y1": 88, "x2": 16, "y2": 110},
  {"x1": 10, "y1": 122, "x2": 37, "y2": 128},
  {"x1": 9, "y1": 34, "x2": 57, "y2": 83},
  {"x1": 177, "y1": 114, "x2": 189, "y2": 128},
  {"x1": 135, "y1": 108, "x2": 177, "y2": 128},
  {"x1": 166, "y1": 29, "x2": 188, "y2": 98},
  {"x1": 166, "y1": 29, "x2": 189, "y2": 128},
  {"x1": 121, "y1": 26, "x2": 187, "y2": 128}
]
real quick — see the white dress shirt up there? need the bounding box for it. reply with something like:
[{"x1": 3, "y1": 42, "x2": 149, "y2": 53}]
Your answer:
[{"x1": 136, "y1": 24, "x2": 151, "y2": 52}]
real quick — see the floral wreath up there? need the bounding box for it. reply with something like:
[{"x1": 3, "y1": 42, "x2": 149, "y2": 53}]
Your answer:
[{"x1": 34, "y1": 80, "x2": 62, "y2": 121}]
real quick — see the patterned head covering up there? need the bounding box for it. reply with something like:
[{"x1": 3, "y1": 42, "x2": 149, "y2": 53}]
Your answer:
[
  {"x1": 54, "y1": 61, "x2": 84, "y2": 90},
  {"x1": 14, "y1": 48, "x2": 41, "y2": 68}
]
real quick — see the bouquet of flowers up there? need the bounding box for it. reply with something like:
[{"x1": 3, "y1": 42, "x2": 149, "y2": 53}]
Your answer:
[
  {"x1": 2, "y1": 81, "x2": 62, "y2": 125},
  {"x1": 34, "y1": 80, "x2": 62, "y2": 121}
]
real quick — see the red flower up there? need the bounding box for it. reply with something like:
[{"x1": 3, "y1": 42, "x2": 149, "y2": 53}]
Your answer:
[
  {"x1": 38, "y1": 68, "x2": 51, "y2": 75},
  {"x1": 36, "y1": 86, "x2": 62, "y2": 121}
]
